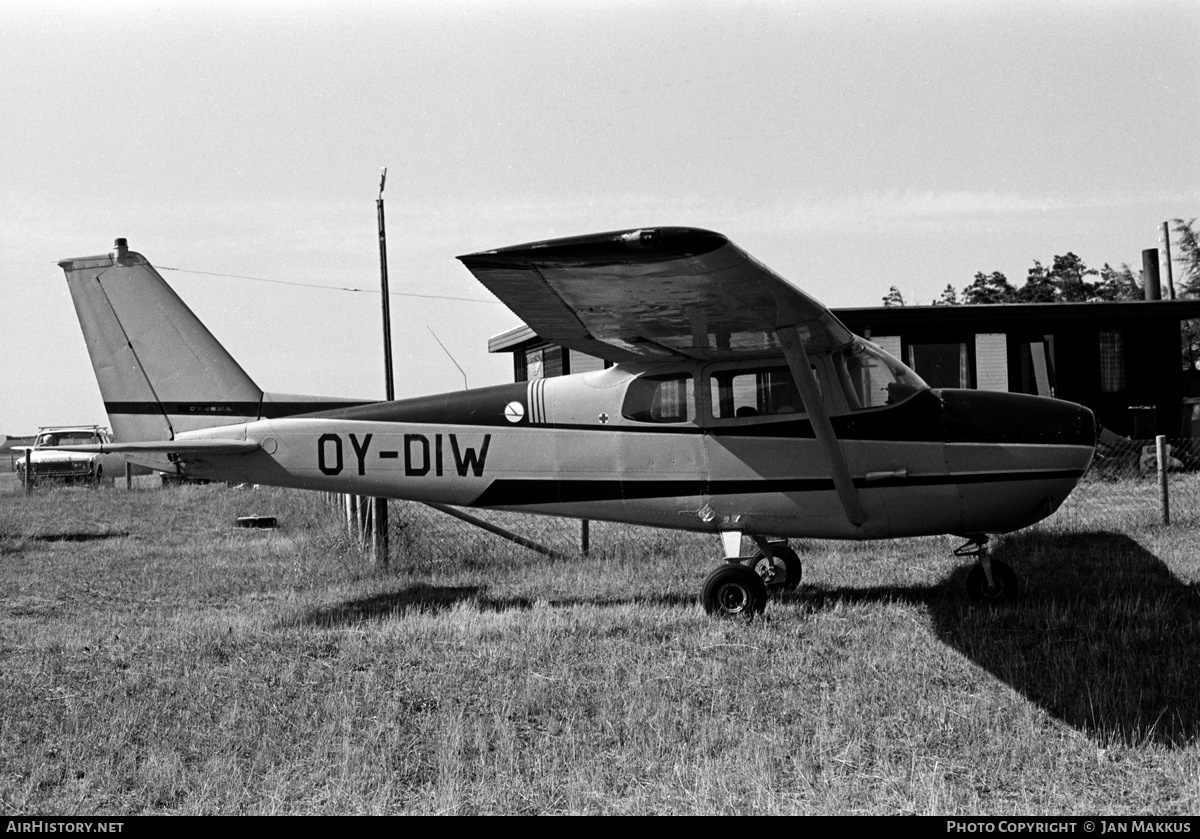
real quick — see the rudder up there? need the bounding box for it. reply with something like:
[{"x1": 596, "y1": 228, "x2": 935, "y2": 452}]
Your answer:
[{"x1": 59, "y1": 239, "x2": 264, "y2": 443}]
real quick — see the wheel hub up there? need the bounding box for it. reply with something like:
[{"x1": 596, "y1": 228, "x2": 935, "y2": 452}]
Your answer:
[{"x1": 717, "y1": 582, "x2": 750, "y2": 613}]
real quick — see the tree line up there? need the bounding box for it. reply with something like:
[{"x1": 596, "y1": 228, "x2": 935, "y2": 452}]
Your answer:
[{"x1": 882, "y1": 218, "x2": 1200, "y2": 307}]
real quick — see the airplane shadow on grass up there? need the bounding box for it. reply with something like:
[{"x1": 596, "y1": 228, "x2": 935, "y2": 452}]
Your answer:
[
  {"x1": 25, "y1": 531, "x2": 130, "y2": 542},
  {"x1": 297, "y1": 531, "x2": 1200, "y2": 746},
  {"x1": 0, "y1": 531, "x2": 130, "y2": 552},
  {"x1": 783, "y1": 530, "x2": 1200, "y2": 747}
]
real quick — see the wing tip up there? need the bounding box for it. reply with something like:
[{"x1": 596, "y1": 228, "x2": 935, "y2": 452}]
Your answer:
[{"x1": 458, "y1": 226, "x2": 729, "y2": 266}]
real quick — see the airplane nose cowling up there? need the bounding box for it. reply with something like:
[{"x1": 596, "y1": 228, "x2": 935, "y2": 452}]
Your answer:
[
  {"x1": 936, "y1": 389, "x2": 1096, "y2": 532},
  {"x1": 939, "y1": 389, "x2": 1096, "y2": 449}
]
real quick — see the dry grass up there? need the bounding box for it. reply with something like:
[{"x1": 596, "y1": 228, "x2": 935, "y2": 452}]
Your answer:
[{"x1": 2, "y1": 475, "x2": 1199, "y2": 814}]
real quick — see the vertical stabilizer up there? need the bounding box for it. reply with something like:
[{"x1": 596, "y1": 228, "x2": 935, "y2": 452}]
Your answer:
[{"x1": 59, "y1": 239, "x2": 264, "y2": 442}]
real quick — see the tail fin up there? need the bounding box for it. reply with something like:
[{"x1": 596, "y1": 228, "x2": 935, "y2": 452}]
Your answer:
[{"x1": 59, "y1": 239, "x2": 264, "y2": 443}]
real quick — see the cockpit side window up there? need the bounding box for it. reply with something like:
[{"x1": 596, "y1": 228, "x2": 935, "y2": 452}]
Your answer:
[
  {"x1": 833, "y1": 340, "x2": 927, "y2": 410},
  {"x1": 709, "y1": 366, "x2": 805, "y2": 419},
  {"x1": 622, "y1": 373, "x2": 695, "y2": 423}
]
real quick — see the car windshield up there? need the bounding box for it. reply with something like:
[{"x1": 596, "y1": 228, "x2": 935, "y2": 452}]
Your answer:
[{"x1": 37, "y1": 432, "x2": 97, "y2": 447}]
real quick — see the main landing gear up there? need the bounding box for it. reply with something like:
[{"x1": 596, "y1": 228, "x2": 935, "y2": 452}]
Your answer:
[
  {"x1": 701, "y1": 564, "x2": 767, "y2": 620},
  {"x1": 701, "y1": 533, "x2": 1018, "y2": 619},
  {"x1": 701, "y1": 535, "x2": 803, "y2": 620},
  {"x1": 955, "y1": 536, "x2": 1019, "y2": 603}
]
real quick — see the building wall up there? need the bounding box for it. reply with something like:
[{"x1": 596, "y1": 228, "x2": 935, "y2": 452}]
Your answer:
[{"x1": 855, "y1": 313, "x2": 1189, "y2": 437}]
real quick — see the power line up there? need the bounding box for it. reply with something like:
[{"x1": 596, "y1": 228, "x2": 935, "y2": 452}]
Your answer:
[{"x1": 158, "y1": 265, "x2": 501, "y2": 305}]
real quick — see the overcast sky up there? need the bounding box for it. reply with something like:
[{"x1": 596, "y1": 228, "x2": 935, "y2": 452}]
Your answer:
[{"x1": 2, "y1": 0, "x2": 1197, "y2": 435}]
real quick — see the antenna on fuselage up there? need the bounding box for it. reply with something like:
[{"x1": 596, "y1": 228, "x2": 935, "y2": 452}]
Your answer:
[{"x1": 427, "y1": 326, "x2": 469, "y2": 390}]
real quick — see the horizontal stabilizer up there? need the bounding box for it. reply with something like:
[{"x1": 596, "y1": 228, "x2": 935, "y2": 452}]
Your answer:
[{"x1": 44, "y1": 440, "x2": 261, "y2": 456}]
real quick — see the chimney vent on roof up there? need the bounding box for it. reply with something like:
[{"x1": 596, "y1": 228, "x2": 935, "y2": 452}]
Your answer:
[
  {"x1": 112, "y1": 238, "x2": 129, "y2": 264},
  {"x1": 1142, "y1": 248, "x2": 1161, "y2": 301}
]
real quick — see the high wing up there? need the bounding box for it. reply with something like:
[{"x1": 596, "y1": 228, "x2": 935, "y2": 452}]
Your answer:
[
  {"x1": 458, "y1": 227, "x2": 854, "y2": 363},
  {"x1": 462, "y1": 226, "x2": 867, "y2": 526}
]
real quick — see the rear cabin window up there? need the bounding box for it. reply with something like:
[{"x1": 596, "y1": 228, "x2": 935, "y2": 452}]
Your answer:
[
  {"x1": 709, "y1": 367, "x2": 802, "y2": 419},
  {"x1": 622, "y1": 374, "x2": 695, "y2": 423}
]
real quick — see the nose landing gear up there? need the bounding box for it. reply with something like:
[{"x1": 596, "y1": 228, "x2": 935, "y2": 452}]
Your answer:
[{"x1": 955, "y1": 536, "x2": 1019, "y2": 603}]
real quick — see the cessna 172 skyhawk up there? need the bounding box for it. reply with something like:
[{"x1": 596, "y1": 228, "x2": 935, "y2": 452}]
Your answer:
[{"x1": 56, "y1": 229, "x2": 1096, "y2": 618}]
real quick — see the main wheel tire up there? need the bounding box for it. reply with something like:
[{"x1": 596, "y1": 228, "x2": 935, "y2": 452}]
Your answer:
[
  {"x1": 966, "y1": 560, "x2": 1019, "y2": 603},
  {"x1": 701, "y1": 562, "x2": 768, "y2": 620},
  {"x1": 748, "y1": 545, "x2": 803, "y2": 591}
]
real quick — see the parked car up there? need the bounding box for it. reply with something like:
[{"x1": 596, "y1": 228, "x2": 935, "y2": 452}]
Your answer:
[{"x1": 14, "y1": 426, "x2": 125, "y2": 487}]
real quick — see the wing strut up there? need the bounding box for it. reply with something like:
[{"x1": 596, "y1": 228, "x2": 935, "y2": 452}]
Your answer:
[{"x1": 776, "y1": 326, "x2": 866, "y2": 528}]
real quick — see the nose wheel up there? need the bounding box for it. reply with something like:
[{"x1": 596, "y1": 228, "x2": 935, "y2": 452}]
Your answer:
[{"x1": 955, "y1": 536, "x2": 1019, "y2": 602}]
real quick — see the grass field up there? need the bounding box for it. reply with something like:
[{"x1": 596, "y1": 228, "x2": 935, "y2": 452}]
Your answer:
[{"x1": 2, "y1": 475, "x2": 1199, "y2": 814}]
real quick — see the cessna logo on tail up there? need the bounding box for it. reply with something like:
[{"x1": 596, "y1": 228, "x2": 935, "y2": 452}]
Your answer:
[{"x1": 317, "y1": 433, "x2": 491, "y2": 478}]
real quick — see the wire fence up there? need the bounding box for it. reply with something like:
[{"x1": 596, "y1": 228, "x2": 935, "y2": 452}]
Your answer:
[
  {"x1": 1049, "y1": 436, "x2": 1200, "y2": 530},
  {"x1": 325, "y1": 492, "x2": 679, "y2": 570}
]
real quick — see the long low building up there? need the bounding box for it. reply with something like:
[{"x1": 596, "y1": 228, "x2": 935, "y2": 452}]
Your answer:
[{"x1": 490, "y1": 300, "x2": 1200, "y2": 439}]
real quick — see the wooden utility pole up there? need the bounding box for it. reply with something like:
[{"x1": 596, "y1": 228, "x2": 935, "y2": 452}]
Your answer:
[{"x1": 374, "y1": 169, "x2": 394, "y2": 570}]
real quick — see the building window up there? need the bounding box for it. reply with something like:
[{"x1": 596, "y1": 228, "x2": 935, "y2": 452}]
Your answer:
[
  {"x1": 1011, "y1": 338, "x2": 1055, "y2": 397},
  {"x1": 523, "y1": 348, "x2": 545, "y2": 380},
  {"x1": 974, "y1": 333, "x2": 1009, "y2": 392},
  {"x1": 521, "y1": 346, "x2": 564, "y2": 380},
  {"x1": 1099, "y1": 330, "x2": 1125, "y2": 393},
  {"x1": 907, "y1": 342, "x2": 970, "y2": 389}
]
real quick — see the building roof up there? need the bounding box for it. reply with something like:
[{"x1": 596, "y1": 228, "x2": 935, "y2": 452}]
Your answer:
[
  {"x1": 489, "y1": 300, "x2": 1200, "y2": 353},
  {"x1": 835, "y1": 299, "x2": 1200, "y2": 331}
]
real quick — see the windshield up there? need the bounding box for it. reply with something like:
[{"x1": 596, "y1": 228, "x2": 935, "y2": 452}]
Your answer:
[
  {"x1": 36, "y1": 432, "x2": 98, "y2": 447},
  {"x1": 833, "y1": 340, "x2": 927, "y2": 410}
]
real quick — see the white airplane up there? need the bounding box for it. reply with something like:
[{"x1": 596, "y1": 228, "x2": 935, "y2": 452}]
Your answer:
[{"x1": 55, "y1": 230, "x2": 1096, "y2": 618}]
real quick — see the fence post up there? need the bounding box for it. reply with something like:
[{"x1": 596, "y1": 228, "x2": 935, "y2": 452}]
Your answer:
[
  {"x1": 23, "y1": 449, "x2": 31, "y2": 495},
  {"x1": 1157, "y1": 435, "x2": 1170, "y2": 525}
]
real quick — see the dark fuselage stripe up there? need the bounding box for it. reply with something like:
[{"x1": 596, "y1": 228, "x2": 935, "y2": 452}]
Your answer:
[
  {"x1": 104, "y1": 400, "x2": 375, "y2": 419},
  {"x1": 470, "y1": 470, "x2": 1086, "y2": 507}
]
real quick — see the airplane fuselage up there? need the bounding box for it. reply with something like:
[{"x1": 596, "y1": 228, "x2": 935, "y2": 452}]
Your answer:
[
  {"x1": 57, "y1": 232, "x2": 1100, "y2": 611},
  {"x1": 166, "y1": 362, "x2": 1096, "y2": 541}
]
